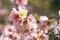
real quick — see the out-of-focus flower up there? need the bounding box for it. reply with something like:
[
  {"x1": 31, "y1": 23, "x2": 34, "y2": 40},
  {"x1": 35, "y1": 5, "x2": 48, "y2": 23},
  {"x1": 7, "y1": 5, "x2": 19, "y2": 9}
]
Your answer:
[
  {"x1": 22, "y1": 19, "x2": 29, "y2": 30},
  {"x1": 54, "y1": 24, "x2": 60, "y2": 34},
  {"x1": 0, "y1": 9, "x2": 8, "y2": 17},
  {"x1": 31, "y1": 29, "x2": 44, "y2": 39},
  {"x1": 3, "y1": 25, "x2": 16, "y2": 36},
  {"x1": 9, "y1": 1, "x2": 28, "y2": 30},
  {"x1": 1, "y1": 24, "x2": 25, "y2": 40},
  {"x1": 50, "y1": 19, "x2": 58, "y2": 30},
  {"x1": 9, "y1": 0, "x2": 14, "y2": 4},
  {"x1": 27, "y1": 14, "x2": 36, "y2": 24},
  {"x1": 0, "y1": 0, "x2": 2, "y2": 8},
  {"x1": 9, "y1": 8, "x2": 20, "y2": 21},
  {"x1": 13, "y1": 32, "x2": 22, "y2": 40},
  {"x1": 39, "y1": 16, "x2": 48, "y2": 22},
  {"x1": 18, "y1": 6, "x2": 28, "y2": 18},
  {"x1": 9, "y1": 8, "x2": 23, "y2": 27},
  {"x1": 39, "y1": 16, "x2": 49, "y2": 26},
  {"x1": 19, "y1": 33, "x2": 24, "y2": 40},
  {"x1": 58, "y1": 10, "x2": 60, "y2": 16},
  {"x1": 0, "y1": 24, "x2": 4, "y2": 33},
  {"x1": 37, "y1": 29, "x2": 44, "y2": 36},
  {"x1": 4, "y1": 37, "x2": 12, "y2": 40},
  {"x1": 31, "y1": 32, "x2": 38, "y2": 38},
  {"x1": 16, "y1": 0, "x2": 28, "y2": 5},
  {"x1": 27, "y1": 14, "x2": 37, "y2": 31},
  {"x1": 24, "y1": 33, "x2": 33, "y2": 40},
  {"x1": 37, "y1": 34, "x2": 48, "y2": 40}
]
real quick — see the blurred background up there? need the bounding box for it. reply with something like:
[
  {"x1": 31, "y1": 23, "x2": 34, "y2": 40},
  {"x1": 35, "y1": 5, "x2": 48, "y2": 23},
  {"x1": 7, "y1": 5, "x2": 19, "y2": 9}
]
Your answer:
[{"x1": 0, "y1": 0, "x2": 60, "y2": 25}]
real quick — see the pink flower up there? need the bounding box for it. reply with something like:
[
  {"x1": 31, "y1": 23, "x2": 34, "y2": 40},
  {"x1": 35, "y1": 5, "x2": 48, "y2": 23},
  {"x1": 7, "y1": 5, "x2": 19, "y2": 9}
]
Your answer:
[
  {"x1": 37, "y1": 34, "x2": 48, "y2": 40},
  {"x1": 16, "y1": 0, "x2": 28, "y2": 5},
  {"x1": 24, "y1": 33, "x2": 33, "y2": 40},
  {"x1": 18, "y1": 6, "x2": 28, "y2": 18},
  {"x1": 9, "y1": 0, "x2": 14, "y2": 4},
  {"x1": 27, "y1": 14, "x2": 37, "y2": 31},
  {"x1": 9, "y1": 8, "x2": 20, "y2": 21},
  {"x1": 0, "y1": 9, "x2": 8, "y2": 17},
  {"x1": 0, "y1": 24, "x2": 4, "y2": 33},
  {"x1": 58, "y1": 10, "x2": 60, "y2": 16},
  {"x1": 3, "y1": 24, "x2": 16, "y2": 36},
  {"x1": 27, "y1": 14, "x2": 37, "y2": 24},
  {"x1": 39, "y1": 16, "x2": 49, "y2": 26},
  {"x1": 19, "y1": 33, "x2": 24, "y2": 40},
  {"x1": 54, "y1": 24, "x2": 60, "y2": 34},
  {"x1": 9, "y1": 8, "x2": 23, "y2": 26}
]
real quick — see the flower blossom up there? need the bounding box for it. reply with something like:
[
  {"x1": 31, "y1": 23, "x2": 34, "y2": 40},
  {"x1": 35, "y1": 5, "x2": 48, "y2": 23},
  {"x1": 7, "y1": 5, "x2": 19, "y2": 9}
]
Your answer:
[
  {"x1": 39, "y1": 16, "x2": 49, "y2": 26},
  {"x1": 24, "y1": 33, "x2": 33, "y2": 40},
  {"x1": 37, "y1": 34, "x2": 48, "y2": 40},
  {"x1": 16, "y1": 0, "x2": 28, "y2": 5},
  {"x1": 3, "y1": 25, "x2": 16, "y2": 36},
  {"x1": 18, "y1": 6, "x2": 28, "y2": 18},
  {"x1": 1, "y1": 24, "x2": 24, "y2": 40},
  {"x1": 31, "y1": 29, "x2": 48, "y2": 40},
  {"x1": 27, "y1": 14, "x2": 37, "y2": 31},
  {"x1": 9, "y1": 8, "x2": 24, "y2": 27},
  {"x1": 9, "y1": 8, "x2": 21, "y2": 22},
  {"x1": 54, "y1": 24, "x2": 60, "y2": 34}
]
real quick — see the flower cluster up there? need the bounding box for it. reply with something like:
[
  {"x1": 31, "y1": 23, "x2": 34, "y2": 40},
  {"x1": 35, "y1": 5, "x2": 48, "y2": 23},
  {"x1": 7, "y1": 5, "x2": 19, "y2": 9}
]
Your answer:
[
  {"x1": 9, "y1": 0, "x2": 49, "y2": 40},
  {"x1": 1, "y1": 0, "x2": 60, "y2": 40},
  {"x1": 1, "y1": 24, "x2": 24, "y2": 40}
]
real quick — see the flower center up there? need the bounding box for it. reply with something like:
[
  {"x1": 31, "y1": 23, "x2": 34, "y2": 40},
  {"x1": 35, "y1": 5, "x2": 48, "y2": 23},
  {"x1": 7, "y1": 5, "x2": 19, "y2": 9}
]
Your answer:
[
  {"x1": 19, "y1": 11, "x2": 25, "y2": 17},
  {"x1": 15, "y1": 15, "x2": 19, "y2": 19}
]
